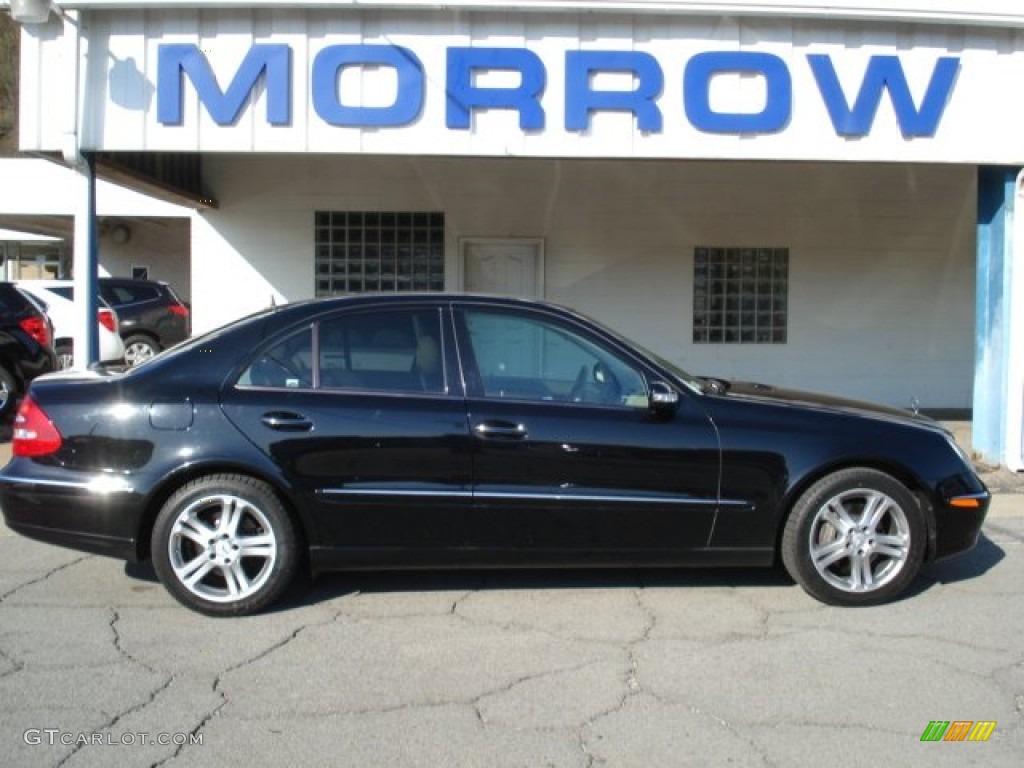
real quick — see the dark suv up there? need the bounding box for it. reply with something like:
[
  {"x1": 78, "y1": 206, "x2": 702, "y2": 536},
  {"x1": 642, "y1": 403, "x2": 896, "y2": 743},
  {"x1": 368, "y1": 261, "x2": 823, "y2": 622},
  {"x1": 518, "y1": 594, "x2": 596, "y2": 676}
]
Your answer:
[
  {"x1": 98, "y1": 278, "x2": 190, "y2": 366},
  {"x1": 0, "y1": 282, "x2": 56, "y2": 418}
]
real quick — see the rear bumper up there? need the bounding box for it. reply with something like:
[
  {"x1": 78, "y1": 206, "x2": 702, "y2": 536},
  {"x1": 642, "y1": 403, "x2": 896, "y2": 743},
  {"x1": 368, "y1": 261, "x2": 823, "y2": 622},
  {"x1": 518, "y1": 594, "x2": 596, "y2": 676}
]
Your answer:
[{"x1": 0, "y1": 471, "x2": 144, "y2": 561}]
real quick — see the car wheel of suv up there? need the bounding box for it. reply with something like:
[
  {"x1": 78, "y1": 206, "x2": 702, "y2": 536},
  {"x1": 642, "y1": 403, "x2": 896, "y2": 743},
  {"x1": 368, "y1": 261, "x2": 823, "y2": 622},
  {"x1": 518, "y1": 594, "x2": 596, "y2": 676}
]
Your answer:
[
  {"x1": 781, "y1": 468, "x2": 925, "y2": 606},
  {"x1": 151, "y1": 474, "x2": 300, "y2": 616},
  {"x1": 0, "y1": 365, "x2": 17, "y2": 418},
  {"x1": 123, "y1": 334, "x2": 160, "y2": 366}
]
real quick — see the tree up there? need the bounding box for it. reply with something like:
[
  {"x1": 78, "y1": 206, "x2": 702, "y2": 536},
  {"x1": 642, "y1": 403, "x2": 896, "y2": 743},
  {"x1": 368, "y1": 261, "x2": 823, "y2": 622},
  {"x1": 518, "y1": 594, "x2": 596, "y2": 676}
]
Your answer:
[{"x1": 0, "y1": 13, "x2": 20, "y2": 154}]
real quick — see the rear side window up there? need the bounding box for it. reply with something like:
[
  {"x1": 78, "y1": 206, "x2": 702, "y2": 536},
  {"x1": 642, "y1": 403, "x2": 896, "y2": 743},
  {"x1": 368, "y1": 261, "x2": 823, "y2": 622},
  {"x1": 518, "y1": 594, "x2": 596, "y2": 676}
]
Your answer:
[
  {"x1": 103, "y1": 283, "x2": 159, "y2": 304},
  {"x1": 319, "y1": 309, "x2": 444, "y2": 393},
  {"x1": 238, "y1": 308, "x2": 445, "y2": 394},
  {"x1": 238, "y1": 328, "x2": 314, "y2": 389}
]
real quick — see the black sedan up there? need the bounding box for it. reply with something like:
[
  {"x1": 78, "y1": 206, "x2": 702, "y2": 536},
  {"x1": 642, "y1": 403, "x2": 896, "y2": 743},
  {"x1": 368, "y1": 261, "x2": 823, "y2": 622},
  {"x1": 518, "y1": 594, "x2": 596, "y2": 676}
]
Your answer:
[{"x1": 0, "y1": 294, "x2": 989, "y2": 615}]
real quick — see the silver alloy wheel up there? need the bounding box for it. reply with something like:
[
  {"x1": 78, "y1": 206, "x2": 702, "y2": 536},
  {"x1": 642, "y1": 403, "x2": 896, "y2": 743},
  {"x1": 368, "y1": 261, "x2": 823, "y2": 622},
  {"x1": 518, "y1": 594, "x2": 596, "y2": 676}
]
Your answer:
[
  {"x1": 808, "y1": 488, "x2": 911, "y2": 593},
  {"x1": 124, "y1": 340, "x2": 157, "y2": 366},
  {"x1": 56, "y1": 345, "x2": 74, "y2": 370},
  {"x1": 0, "y1": 377, "x2": 9, "y2": 414},
  {"x1": 168, "y1": 494, "x2": 278, "y2": 603}
]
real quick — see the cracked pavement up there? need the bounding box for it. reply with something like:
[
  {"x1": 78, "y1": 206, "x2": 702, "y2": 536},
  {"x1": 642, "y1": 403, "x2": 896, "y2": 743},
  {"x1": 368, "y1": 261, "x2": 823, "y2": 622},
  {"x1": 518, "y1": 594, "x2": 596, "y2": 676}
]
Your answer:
[{"x1": 0, "y1": 507, "x2": 1021, "y2": 767}]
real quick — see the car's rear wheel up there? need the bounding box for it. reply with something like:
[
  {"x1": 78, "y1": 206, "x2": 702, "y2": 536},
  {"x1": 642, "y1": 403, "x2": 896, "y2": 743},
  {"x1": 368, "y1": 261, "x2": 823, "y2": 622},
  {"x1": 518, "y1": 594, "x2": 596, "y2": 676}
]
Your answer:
[
  {"x1": 151, "y1": 474, "x2": 299, "y2": 616},
  {"x1": 55, "y1": 341, "x2": 74, "y2": 370},
  {"x1": 781, "y1": 468, "x2": 925, "y2": 606},
  {"x1": 123, "y1": 334, "x2": 160, "y2": 366},
  {"x1": 0, "y1": 365, "x2": 17, "y2": 418}
]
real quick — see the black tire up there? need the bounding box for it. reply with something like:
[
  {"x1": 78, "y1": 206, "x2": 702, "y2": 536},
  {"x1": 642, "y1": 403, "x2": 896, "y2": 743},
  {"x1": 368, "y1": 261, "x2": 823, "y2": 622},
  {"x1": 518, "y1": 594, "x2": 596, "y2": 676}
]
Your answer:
[
  {"x1": 0, "y1": 365, "x2": 18, "y2": 419},
  {"x1": 55, "y1": 341, "x2": 74, "y2": 371},
  {"x1": 123, "y1": 334, "x2": 161, "y2": 366},
  {"x1": 151, "y1": 474, "x2": 299, "y2": 616},
  {"x1": 781, "y1": 468, "x2": 925, "y2": 606}
]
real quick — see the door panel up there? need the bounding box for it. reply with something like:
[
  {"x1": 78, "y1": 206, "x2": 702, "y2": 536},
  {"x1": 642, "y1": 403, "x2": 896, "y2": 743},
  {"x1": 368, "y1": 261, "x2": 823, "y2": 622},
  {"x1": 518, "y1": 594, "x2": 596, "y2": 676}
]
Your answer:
[
  {"x1": 456, "y1": 306, "x2": 720, "y2": 556},
  {"x1": 221, "y1": 306, "x2": 474, "y2": 552}
]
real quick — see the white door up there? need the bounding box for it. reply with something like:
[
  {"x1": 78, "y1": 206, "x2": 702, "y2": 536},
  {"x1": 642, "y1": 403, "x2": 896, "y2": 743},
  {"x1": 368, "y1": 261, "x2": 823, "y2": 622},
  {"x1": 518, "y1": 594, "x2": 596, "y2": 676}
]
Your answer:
[{"x1": 461, "y1": 239, "x2": 543, "y2": 298}]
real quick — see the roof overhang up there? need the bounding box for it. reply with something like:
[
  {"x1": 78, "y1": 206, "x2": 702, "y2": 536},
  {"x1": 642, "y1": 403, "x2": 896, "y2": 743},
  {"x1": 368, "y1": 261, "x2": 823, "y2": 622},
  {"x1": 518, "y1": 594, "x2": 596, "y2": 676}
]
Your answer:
[{"x1": 12, "y1": 1, "x2": 1024, "y2": 30}]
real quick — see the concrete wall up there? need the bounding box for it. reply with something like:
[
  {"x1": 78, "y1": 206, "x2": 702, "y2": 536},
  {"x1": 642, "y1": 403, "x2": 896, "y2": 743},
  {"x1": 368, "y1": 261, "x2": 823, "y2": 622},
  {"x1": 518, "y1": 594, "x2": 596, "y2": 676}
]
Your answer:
[{"x1": 193, "y1": 155, "x2": 976, "y2": 408}]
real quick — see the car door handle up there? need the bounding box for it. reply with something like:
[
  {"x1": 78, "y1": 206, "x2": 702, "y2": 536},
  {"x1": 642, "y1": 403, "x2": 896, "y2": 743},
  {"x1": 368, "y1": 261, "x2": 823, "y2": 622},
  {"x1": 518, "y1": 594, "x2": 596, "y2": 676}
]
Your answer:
[
  {"x1": 474, "y1": 421, "x2": 528, "y2": 440},
  {"x1": 261, "y1": 412, "x2": 314, "y2": 432}
]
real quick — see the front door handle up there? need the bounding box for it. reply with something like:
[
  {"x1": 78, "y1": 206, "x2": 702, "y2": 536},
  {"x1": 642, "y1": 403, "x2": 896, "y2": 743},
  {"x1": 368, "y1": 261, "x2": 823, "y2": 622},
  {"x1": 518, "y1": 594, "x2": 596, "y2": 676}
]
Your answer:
[
  {"x1": 474, "y1": 421, "x2": 528, "y2": 440},
  {"x1": 261, "y1": 411, "x2": 314, "y2": 432}
]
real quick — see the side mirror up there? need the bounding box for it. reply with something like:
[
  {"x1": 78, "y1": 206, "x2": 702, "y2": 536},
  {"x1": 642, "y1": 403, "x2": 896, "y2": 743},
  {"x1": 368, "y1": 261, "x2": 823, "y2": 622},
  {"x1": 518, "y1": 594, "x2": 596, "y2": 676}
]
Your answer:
[{"x1": 649, "y1": 381, "x2": 679, "y2": 416}]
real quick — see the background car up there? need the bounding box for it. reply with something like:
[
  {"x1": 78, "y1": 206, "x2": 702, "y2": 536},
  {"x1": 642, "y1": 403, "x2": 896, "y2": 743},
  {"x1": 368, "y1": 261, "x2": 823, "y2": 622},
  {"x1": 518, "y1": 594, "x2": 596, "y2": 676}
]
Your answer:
[
  {"x1": 0, "y1": 282, "x2": 56, "y2": 418},
  {"x1": 99, "y1": 278, "x2": 190, "y2": 366},
  {"x1": 16, "y1": 281, "x2": 125, "y2": 370},
  {"x1": 0, "y1": 294, "x2": 990, "y2": 616}
]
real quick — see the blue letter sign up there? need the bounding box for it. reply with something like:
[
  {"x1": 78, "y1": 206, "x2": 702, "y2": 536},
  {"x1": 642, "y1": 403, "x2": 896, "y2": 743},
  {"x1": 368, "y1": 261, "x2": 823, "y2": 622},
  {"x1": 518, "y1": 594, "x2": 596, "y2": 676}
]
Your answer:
[
  {"x1": 808, "y1": 54, "x2": 960, "y2": 138},
  {"x1": 684, "y1": 51, "x2": 792, "y2": 134},
  {"x1": 157, "y1": 44, "x2": 291, "y2": 125},
  {"x1": 565, "y1": 51, "x2": 664, "y2": 132},
  {"x1": 312, "y1": 45, "x2": 425, "y2": 127},
  {"x1": 446, "y1": 47, "x2": 547, "y2": 130}
]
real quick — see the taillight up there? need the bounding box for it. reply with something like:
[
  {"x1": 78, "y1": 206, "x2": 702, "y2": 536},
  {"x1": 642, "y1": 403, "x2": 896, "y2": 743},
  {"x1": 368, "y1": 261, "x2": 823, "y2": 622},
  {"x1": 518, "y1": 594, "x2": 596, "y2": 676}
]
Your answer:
[
  {"x1": 168, "y1": 304, "x2": 189, "y2": 318},
  {"x1": 98, "y1": 308, "x2": 117, "y2": 333},
  {"x1": 12, "y1": 396, "x2": 63, "y2": 457},
  {"x1": 19, "y1": 315, "x2": 52, "y2": 348}
]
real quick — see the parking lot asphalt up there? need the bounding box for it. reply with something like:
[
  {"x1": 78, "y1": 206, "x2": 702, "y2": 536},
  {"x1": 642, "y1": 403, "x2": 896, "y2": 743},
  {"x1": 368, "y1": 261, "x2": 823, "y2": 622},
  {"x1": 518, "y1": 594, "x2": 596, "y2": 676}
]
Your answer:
[{"x1": 0, "y1": 440, "x2": 1022, "y2": 767}]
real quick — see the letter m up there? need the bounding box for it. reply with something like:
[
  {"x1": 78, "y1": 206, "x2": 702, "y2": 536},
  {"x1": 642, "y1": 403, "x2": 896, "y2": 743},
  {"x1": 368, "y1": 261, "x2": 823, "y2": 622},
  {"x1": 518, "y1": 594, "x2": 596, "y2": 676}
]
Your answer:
[
  {"x1": 808, "y1": 54, "x2": 958, "y2": 138},
  {"x1": 920, "y1": 721, "x2": 949, "y2": 741},
  {"x1": 158, "y1": 44, "x2": 291, "y2": 126}
]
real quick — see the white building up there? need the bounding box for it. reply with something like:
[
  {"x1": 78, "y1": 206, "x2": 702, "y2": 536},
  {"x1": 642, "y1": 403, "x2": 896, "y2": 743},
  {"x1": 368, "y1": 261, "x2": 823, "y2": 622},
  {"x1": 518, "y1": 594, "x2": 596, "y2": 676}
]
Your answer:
[{"x1": 5, "y1": 0, "x2": 1024, "y2": 467}]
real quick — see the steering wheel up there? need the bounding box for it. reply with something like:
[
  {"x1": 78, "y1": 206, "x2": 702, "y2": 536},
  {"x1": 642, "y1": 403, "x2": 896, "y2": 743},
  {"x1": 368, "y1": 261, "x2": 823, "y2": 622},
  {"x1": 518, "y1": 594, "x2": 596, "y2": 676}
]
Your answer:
[{"x1": 569, "y1": 365, "x2": 589, "y2": 402}]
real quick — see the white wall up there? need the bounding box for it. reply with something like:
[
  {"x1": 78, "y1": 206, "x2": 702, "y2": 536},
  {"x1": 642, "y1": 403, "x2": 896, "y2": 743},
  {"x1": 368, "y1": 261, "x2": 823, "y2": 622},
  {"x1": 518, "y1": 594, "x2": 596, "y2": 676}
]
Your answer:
[{"x1": 194, "y1": 155, "x2": 976, "y2": 408}]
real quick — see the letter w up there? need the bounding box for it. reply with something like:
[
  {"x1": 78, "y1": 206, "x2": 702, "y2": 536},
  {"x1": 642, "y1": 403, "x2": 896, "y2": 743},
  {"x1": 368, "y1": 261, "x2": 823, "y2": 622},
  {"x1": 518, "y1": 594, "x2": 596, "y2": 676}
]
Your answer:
[
  {"x1": 158, "y1": 44, "x2": 291, "y2": 126},
  {"x1": 920, "y1": 721, "x2": 949, "y2": 742},
  {"x1": 808, "y1": 54, "x2": 959, "y2": 138}
]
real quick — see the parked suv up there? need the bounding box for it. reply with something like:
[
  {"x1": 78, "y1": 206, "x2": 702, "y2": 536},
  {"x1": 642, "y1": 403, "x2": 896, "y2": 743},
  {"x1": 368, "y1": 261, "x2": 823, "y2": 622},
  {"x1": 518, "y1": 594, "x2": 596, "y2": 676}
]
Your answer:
[
  {"x1": 99, "y1": 278, "x2": 190, "y2": 366},
  {"x1": 16, "y1": 281, "x2": 125, "y2": 370},
  {"x1": 0, "y1": 282, "x2": 56, "y2": 418}
]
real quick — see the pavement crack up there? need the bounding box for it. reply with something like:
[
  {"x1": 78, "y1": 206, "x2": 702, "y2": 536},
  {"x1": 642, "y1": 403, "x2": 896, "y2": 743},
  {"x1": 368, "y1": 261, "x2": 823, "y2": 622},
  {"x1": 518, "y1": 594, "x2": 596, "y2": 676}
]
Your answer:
[
  {"x1": 110, "y1": 609, "x2": 160, "y2": 675},
  {"x1": 0, "y1": 555, "x2": 92, "y2": 604},
  {"x1": 55, "y1": 673, "x2": 176, "y2": 768},
  {"x1": 155, "y1": 604, "x2": 354, "y2": 764},
  {"x1": 0, "y1": 646, "x2": 24, "y2": 680}
]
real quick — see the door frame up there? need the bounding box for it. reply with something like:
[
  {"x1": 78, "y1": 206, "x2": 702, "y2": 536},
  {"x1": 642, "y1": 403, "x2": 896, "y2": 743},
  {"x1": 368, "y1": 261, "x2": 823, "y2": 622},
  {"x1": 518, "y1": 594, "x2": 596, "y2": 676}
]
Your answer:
[{"x1": 458, "y1": 237, "x2": 546, "y2": 297}]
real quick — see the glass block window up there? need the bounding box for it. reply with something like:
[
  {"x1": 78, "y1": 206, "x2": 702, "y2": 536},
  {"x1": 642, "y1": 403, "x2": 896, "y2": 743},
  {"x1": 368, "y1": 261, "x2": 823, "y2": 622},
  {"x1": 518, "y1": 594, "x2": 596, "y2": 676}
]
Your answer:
[
  {"x1": 692, "y1": 247, "x2": 788, "y2": 344},
  {"x1": 314, "y1": 212, "x2": 445, "y2": 295}
]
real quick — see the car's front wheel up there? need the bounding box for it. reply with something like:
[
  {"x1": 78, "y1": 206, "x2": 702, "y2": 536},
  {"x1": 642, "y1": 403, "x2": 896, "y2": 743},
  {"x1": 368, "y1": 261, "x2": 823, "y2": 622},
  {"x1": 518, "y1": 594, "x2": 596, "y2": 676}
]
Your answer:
[
  {"x1": 781, "y1": 468, "x2": 925, "y2": 606},
  {"x1": 151, "y1": 474, "x2": 300, "y2": 616}
]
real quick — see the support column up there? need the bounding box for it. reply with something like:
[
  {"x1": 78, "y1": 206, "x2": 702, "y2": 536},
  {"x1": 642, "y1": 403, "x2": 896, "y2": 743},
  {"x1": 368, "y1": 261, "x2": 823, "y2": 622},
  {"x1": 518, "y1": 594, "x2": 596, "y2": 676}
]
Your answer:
[
  {"x1": 71, "y1": 151, "x2": 99, "y2": 370},
  {"x1": 974, "y1": 167, "x2": 1019, "y2": 466}
]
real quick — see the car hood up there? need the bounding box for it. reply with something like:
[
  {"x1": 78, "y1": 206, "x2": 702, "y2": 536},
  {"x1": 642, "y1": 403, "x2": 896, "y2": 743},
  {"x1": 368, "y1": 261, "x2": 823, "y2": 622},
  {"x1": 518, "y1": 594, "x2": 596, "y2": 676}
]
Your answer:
[{"x1": 716, "y1": 379, "x2": 940, "y2": 430}]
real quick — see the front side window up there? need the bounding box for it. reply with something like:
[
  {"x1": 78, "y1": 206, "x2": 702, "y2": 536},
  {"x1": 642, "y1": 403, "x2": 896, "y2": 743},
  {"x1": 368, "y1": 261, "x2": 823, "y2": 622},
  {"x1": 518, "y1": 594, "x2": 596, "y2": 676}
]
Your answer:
[{"x1": 462, "y1": 309, "x2": 648, "y2": 407}]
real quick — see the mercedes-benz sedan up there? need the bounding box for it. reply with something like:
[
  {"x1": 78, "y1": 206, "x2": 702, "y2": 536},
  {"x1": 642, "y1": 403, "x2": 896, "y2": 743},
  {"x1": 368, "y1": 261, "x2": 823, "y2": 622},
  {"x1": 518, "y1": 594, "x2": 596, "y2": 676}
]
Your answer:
[{"x1": 0, "y1": 294, "x2": 990, "y2": 615}]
